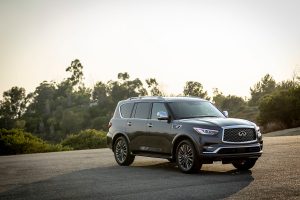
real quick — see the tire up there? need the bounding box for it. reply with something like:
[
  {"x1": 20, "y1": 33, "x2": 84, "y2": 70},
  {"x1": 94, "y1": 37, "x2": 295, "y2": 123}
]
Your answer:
[
  {"x1": 114, "y1": 136, "x2": 135, "y2": 166},
  {"x1": 232, "y1": 158, "x2": 257, "y2": 170},
  {"x1": 176, "y1": 140, "x2": 202, "y2": 173}
]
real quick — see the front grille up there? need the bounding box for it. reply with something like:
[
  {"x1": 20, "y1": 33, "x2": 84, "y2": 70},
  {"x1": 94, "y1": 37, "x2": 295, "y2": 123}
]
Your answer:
[
  {"x1": 223, "y1": 128, "x2": 256, "y2": 143},
  {"x1": 218, "y1": 146, "x2": 261, "y2": 154}
]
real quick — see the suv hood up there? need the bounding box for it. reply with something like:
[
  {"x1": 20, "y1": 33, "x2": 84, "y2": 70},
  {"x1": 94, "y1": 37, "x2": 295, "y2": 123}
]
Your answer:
[{"x1": 177, "y1": 117, "x2": 255, "y2": 128}]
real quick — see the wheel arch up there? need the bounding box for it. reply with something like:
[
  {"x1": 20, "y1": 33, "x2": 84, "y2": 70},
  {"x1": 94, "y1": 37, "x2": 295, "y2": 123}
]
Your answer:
[
  {"x1": 171, "y1": 134, "x2": 200, "y2": 160},
  {"x1": 112, "y1": 133, "x2": 130, "y2": 152}
]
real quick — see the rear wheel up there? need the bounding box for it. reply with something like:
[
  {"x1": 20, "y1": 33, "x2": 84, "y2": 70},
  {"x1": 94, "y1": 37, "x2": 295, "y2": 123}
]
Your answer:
[
  {"x1": 232, "y1": 158, "x2": 257, "y2": 170},
  {"x1": 176, "y1": 140, "x2": 202, "y2": 173},
  {"x1": 114, "y1": 136, "x2": 135, "y2": 166}
]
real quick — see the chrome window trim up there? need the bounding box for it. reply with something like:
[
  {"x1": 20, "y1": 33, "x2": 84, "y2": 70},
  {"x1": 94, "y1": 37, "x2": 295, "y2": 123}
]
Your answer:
[
  {"x1": 119, "y1": 102, "x2": 131, "y2": 119},
  {"x1": 120, "y1": 101, "x2": 166, "y2": 119},
  {"x1": 222, "y1": 125, "x2": 257, "y2": 144}
]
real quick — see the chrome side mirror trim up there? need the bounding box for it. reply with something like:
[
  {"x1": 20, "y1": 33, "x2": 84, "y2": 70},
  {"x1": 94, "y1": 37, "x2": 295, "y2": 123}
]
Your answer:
[
  {"x1": 223, "y1": 111, "x2": 229, "y2": 118},
  {"x1": 157, "y1": 111, "x2": 169, "y2": 120}
]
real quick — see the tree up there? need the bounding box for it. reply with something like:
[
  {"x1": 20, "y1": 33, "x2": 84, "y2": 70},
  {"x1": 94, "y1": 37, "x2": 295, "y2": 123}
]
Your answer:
[
  {"x1": 107, "y1": 72, "x2": 148, "y2": 103},
  {"x1": 23, "y1": 60, "x2": 92, "y2": 141},
  {"x1": 60, "y1": 109, "x2": 85, "y2": 134},
  {"x1": 221, "y1": 95, "x2": 246, "y2": 112},
  {"x1": 0, "y1": 87, "x2": 27, "y2": 129},
  {"x1": 183, "y1": 81, "x2": 209, "y2": 100},
  {"x1": 259, "y1": 86, "x2": 300, "y2": 127},
  {"x1": 89, "y1": 73, "x2": 150, "y2": 132},
  {"x1": 249, "y1": 74, "x2": 276, "y2": 106},
  {"x1": 212, "y1": 88, "x2": 246, "y2": 113},
  {"x1": 125, "y1": 78, "x2": 148, "y2": 97},
  {"x1": 0, "y1": 87, "x2": 27, "y2": 119},
  {"x1": 66, "y1": 59, "x2": 84, "y2": 87},
  {"x1": 276, "y1": 80, "x2": 298, "y2": 90},
  {"x1": 146, "y1": 78, "x2": 163, "y2": 96},
  {"x1": 23, "y1": 81, "x2": 56, "y2": 136},
  {"x1": 212, "y1": 88, "x2": 225, "y2": 108},
  {"x1": 27, "y1": 81, "x2": 56, "y2": 115},
  {"x1": 91, "y1": 82, "x2": 113, "y2": 117},
  {"x1": 92, "y1": 81, "x2": 108, "y2": 101},
  {"x1": 117, "y1": 72, "x2": 129, "y2": 81}
]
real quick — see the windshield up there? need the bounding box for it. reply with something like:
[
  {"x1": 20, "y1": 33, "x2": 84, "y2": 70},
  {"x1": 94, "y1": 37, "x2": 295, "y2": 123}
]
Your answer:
[{"x1": 168, "y1": 101, "x2": 224, "y2": 119}]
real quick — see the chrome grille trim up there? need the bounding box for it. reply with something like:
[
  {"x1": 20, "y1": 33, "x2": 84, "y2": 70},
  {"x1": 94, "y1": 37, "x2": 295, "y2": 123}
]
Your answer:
[{"x1": 222, "y1": 125, "x2": 257, "y2": 144}]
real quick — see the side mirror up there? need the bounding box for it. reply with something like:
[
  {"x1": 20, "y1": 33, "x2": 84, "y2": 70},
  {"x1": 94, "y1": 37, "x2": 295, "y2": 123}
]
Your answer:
[
  {"x1": 223, "y1": 111, "x2": 229, "y2": 118},
  {"x1": 157, "y1": 111, "x2": 169, "y2": 120}
]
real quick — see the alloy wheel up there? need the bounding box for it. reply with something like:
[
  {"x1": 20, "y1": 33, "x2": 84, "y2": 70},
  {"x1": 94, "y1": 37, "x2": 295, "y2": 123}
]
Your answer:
[
  {"x1": 115, "y1": 138, "x2": 128, "y2": 163},
  {"x1": 178, "y1": 143, "x2": 194, "y2": 171}
]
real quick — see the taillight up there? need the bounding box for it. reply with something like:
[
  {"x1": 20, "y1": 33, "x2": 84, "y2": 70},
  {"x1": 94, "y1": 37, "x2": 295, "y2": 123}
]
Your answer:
[{"x1": 108, "y1": 122, "x2": 112, "y2": 128}]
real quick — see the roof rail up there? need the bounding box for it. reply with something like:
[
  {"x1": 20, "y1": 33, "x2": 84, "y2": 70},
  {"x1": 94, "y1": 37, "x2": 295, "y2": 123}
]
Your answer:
[
  {"x1": 128, "y1": 96, "x2": 164, "y2": 100},
  {"x1": 128, "y1": 97, "x2": 140, "y2": 100}
]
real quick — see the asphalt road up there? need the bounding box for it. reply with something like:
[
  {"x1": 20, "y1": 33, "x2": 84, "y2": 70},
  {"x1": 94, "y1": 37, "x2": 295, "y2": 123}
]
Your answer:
[{"x1": 0, "y1": 136, "x2": 299, "y2": 200}]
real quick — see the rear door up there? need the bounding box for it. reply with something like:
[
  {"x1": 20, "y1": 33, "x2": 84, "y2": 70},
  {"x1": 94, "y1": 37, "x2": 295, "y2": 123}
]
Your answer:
[{"x1": 126, "y1": 102, "x2": 151, "y2": 152}]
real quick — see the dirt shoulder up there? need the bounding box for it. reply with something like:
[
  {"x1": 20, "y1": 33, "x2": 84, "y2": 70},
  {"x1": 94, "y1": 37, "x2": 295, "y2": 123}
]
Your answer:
[{"x1": 263, "y1": 127, "x2": 300, "y2": 137}]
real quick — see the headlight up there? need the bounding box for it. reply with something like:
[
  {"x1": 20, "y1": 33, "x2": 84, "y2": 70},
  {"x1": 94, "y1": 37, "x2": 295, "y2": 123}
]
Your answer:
[
  {"x1": 256, "y1": 126, "x2": 262, "y2": 137},
  {"x1": 193, "y1": 128, "x2": 219, "y2": 135}
]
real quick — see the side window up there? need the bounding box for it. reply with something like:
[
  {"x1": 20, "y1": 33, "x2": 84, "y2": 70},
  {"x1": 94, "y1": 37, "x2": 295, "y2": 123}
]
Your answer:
[
  {"x1": 120, "y1": 103, "x2": 134, "y2": 118},
  {"x1": 151, "y1": 103, "x2": 168, "y2": 119},
  {"x1": 133, "y1": 102, "x2": 151, "y2": 119}
]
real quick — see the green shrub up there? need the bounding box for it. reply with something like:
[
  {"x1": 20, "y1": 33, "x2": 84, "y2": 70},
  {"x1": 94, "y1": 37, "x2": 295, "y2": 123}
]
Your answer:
[
  {"x1": 0, "y1": 129, "x2": 71, "y2": 155},
  {"x1": 259, "y1": 87, "x2": 300, "y2": 128},
  {"x1": 231, "y1": 106, "x2": 259, "y2": 124},
  {"x1": 61, "y1": 129, "x2": 107, "y2": 150}
]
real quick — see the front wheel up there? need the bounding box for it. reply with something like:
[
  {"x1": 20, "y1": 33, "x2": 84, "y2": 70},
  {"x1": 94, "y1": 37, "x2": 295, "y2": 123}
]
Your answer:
[
  {"x1": 114, "y1": 136, "x2": 135, "y2": 166},
  {"x1": 176, "y1": 140, "x2": 202, "y2": 173},
  {"x1": 232, "y1": 159, "x2": 257, "y2": 170}
]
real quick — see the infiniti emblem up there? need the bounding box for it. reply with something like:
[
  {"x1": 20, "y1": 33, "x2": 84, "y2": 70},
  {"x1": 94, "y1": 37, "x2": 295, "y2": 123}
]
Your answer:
[{"x1": 238, "y1": 131, "x2": 247, "y2": 137}]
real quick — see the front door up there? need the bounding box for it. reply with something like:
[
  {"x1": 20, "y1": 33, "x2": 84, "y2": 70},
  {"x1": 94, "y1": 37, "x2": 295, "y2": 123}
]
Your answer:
[{"x1": 146, "y1": 102, "x2": 173, "y2": 154}]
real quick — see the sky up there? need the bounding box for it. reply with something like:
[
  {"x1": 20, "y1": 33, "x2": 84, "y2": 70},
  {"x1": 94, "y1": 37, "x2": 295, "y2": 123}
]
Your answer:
[{"x1": 0, "y1": 0, "x2": 299, "y2": 98}]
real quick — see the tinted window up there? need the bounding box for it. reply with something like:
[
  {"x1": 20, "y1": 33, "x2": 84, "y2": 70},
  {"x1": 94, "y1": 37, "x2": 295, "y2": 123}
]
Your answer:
[
  {"x1": 120, "y1": 103, "x2": 134, "y2": 118},
  {"x1": 168, "y1": 101, "x2": 224, "y2": 119},
  {"x1": 133, "y1": 102, "x2": 151, "y2": 119},
  {"x1": 151, "y1": 103, "x2": 168, "y2": 119}
]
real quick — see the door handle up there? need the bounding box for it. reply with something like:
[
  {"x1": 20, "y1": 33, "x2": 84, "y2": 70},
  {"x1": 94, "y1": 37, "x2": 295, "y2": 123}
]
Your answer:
[
  {"x1": 147, "y1": 123, "x2": 153, "y2": 128},
  {"x1": 127, "y1": 122, "x2": 132, "y2": 126}
]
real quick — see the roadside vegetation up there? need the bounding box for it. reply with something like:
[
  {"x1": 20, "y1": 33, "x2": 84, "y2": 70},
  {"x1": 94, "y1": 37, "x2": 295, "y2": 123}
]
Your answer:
[
  {"x1": 0, "y1": 59, "x2": 299, "y2": 154},
  {"x1": 0, "y1": 128, "x2": 107, "y2": 155},
  {"x1": 61, "y1": 129, "x2": 107, "y2": 150},
  {"x1": 0, "y1": 129, "x2": 70, "y2": 155}
]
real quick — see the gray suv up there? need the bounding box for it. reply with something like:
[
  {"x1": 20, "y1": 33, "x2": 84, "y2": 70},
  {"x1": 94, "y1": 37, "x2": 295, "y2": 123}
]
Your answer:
[{"x1": 107, "y1": 97, "x2": 263, "y2": 173}]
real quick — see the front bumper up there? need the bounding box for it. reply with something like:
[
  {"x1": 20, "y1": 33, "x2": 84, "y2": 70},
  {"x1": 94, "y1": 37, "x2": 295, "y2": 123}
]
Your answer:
[{"x1": 201, "y1": 141, "x2": 263, "y2": 161}]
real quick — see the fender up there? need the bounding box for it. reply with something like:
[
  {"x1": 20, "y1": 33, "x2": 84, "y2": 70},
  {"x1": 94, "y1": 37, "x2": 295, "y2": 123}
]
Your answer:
[
  {"x1": 171, "y1": 133, "x2": 202, "y2": 158},
  {"x1": 112, "y1": 132, "x2": 131, "y2": 151}
]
